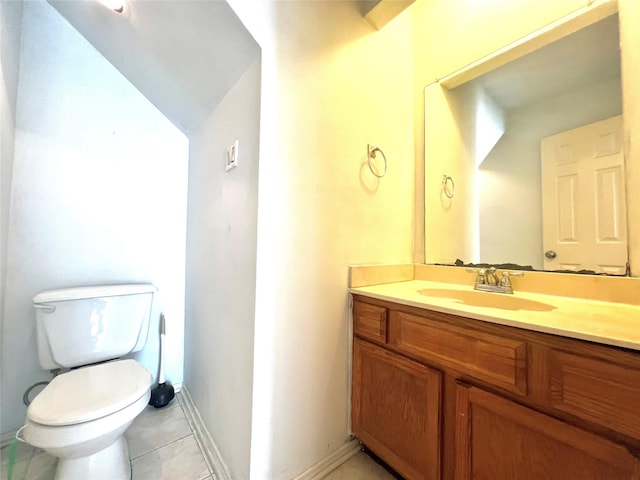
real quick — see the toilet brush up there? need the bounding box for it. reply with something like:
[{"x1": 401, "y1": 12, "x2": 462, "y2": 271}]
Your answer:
[{"x1": 149, "y1": 313, "x2": 175, "y2": 408}]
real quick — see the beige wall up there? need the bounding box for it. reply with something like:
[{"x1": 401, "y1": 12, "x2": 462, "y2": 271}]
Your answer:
[
  {"x1": 229, "y1": 1, "x2": 415, "y2": 478},
  {"x1": 413, "y1": 0, "x2": 590, "y2": 262},
  {"x1": 424, "y1": 83, "x2": 480, "y2": 264}
]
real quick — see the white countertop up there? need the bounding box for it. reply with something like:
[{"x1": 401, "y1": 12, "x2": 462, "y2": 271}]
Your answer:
[{"x1": 351, "y1": 280, "x2": 640, "y2": 351}]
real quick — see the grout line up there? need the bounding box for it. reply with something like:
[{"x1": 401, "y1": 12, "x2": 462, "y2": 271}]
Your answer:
[
  {"x1": 127, "y1": 395, "x2": 192, "y2": 460},
  {"x1": 177, "y1": 394, "x2": 217, "y2": 479},
  {"x1": 128, "y1": 431, "x2": 194, "y2": 460}
]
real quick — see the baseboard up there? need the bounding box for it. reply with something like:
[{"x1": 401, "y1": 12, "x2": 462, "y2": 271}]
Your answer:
[
  {"x1": 180, "y1": 384, "x2": 360, "y2": 480},
  {"x1": 290, "y1": 438, "x2": 362, "y2": 480},
  {"x1": 1, "y1": 429, "x2": 18, "y2": 448},
  {"x1": 180, "y1": 384, "x2": 233, "y2": 480}
]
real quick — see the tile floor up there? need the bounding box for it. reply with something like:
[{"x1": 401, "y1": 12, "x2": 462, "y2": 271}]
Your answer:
[
  {"x1": 1, "y1": 393, "x2": 212, "y2": 480},
  {"x1": 323, "y1": 451, "x2": 399, "y2": 480},
  {"x1": 1, "y1": 392, "x2": 397, "y2": 480}
]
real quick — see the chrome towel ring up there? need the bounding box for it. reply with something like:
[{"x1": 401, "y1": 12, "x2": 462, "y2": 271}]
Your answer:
[
  {"x1": 442, "y1": 175, "x2": 455, "y2": 198},
  {"x1": 367, "y1": 144, "x2": 387, "y2": 178}
]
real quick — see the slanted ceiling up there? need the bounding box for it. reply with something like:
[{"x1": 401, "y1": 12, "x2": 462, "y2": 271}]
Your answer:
[
  {"x1": 359, "y1": 0, "x2": 415, "y2": 30},
  {"x1": 49, "y1": 0, "x2": 260, "y2": 134}
]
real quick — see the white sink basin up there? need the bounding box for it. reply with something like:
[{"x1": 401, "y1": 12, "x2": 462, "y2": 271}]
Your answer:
[{"x1": 418, "y1": 288, "x2": 556, "y2": 312}]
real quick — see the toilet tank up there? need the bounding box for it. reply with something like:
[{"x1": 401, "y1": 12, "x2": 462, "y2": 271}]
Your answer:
[{"x1": 33, "y1": 284, "x2": 157, "y2": 370}]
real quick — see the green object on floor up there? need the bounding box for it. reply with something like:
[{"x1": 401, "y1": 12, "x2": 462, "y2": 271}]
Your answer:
[{"x1": 6, "y1": 438, "x2": 17, "y2": 480}]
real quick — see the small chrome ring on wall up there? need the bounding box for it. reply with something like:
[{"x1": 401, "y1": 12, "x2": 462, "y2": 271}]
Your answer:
[
  {"x1": 368, "y1": 145, "x2": 387, "y2": 178},
  {"x1": 442, "y1": 175, "x2": 455, "y2": 198}
]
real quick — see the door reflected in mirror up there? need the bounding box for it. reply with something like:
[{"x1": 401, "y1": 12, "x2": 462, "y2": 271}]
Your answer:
[{"x1": 424, "y1": 11, "x2": 628, "y2": 275}]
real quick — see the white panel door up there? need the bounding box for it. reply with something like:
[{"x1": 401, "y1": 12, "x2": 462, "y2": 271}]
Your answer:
[{"x1": 541, "y1": 116, "x2": 627, "y2": 274}]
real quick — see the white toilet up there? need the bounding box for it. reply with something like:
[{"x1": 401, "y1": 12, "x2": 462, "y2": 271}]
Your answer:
[{"x1": 20, "y1": 284, "x2": 157, "y2": 480}]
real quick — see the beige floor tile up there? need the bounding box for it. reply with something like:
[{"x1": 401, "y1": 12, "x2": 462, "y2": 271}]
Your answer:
[
  {"x1": 1, "y1": 441, "x2": 35, "y2": 467},
  {"x1": 1, "y1": 441, "x2": 35, "y2": 480},
  {"x1": 24, "y1": 450, "x2": 56, "y2": 480},
  {"x1": 322, "y1": 451, "x2": 398, "y2": 480},
  {"x1": 1, "y1": 459, "x2": 30, "y2": 480},
  {"x1": 126, "y1": 403, "x2": 192, "y2": 459},
  {"x1": 130, "y1": 435, "x2": 210, "y2": 480}
]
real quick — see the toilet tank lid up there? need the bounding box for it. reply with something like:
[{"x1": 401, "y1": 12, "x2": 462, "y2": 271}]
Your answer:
[
  {"x1": 27, "y1": 359, "x2": 152, "y2": 426},
  {"x1": 33, "y1": 284, "x2": 157, "y2": 304}
]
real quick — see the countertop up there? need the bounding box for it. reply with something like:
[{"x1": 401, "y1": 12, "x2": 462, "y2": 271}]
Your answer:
[{"x1": 350, "y1": 279, "x2": 640, "y2": 351}]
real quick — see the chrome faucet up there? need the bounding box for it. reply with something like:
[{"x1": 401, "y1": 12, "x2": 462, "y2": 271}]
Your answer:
[
  {"x1": 485, "y1": 267, "x2": 500, "y2": 286},
  {"x1": 466, "y1": 267, "x2": 524, "y2": 294}
]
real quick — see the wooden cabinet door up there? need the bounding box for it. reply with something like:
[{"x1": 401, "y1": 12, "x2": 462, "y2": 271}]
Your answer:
[
  {"x1": 454, "y1": 384, "x2": 640, "y2": 480},
  {"x1": 352, "y1": 338, "x2": 441, "y2": 480}
]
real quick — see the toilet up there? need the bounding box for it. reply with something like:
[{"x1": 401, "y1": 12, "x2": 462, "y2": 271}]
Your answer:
[{"x1": 20, "y1": 284, "x2": 157, "y2": 480}]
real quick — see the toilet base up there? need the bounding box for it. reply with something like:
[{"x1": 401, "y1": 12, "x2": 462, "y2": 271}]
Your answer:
[{"x1": 56, "y1": 436, "x2": 131, "y2": 480}]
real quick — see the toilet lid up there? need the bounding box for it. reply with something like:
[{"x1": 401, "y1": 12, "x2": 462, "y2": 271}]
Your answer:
[{"x1": 27, "y1": 359, "x2": 152, "y2": 426}]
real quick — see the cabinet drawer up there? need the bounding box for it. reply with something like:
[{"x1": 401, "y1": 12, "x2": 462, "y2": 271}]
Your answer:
[
  {"x1": 388, "y1": 311, "x2": 527, "y2": 395},
  {"x1": 536, "y1": 347, "x2": 640, "y2": 439},
  {"x1": 353, "y1": 301, "x2": 387, "y2": 343}
]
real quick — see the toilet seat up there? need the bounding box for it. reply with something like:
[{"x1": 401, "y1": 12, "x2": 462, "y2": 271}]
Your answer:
[{"x1": 28, "y1": 359, "x2": 152, "y2": 426}]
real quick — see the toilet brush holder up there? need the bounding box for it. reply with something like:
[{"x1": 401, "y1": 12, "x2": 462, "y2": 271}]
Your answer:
[{"x1": 149, "y1": 313, "x2": 175, "y2": 408}]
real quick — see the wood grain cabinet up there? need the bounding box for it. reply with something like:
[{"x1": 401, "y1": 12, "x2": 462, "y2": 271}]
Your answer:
[
  {"x1": 455, "y1": 384, "x2": 640, "y2": 480},
  {"x1": 352, "y1": 338, "x2": 441, "y2": 480},
  {"x1": 351, "y1": 295, "x2": 640, "y2": 480}
]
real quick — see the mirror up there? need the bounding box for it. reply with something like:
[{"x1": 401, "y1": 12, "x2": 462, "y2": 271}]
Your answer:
[{"x1": 424, "y1": 9, "x2": 628, "y2": 275}]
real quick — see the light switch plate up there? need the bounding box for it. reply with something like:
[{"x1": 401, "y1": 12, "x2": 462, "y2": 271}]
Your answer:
[{"x1": 226, "y1": 140, "x2": 239, "y2": 171}]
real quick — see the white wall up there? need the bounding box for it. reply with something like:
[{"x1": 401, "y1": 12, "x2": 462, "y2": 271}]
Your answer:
[
  {"x1": 479, "y1": 77, "x2": 622, "y2": 268},
  {"x1": 222, "y1": 2, "x2": 415, "y2": 479},
  {"x1": 1, "y1": 1, "x2": 188, "y2": 434},
  {"x1": 184, "y1": 55, "x2": 261, "y2": 480},
  {"x1": 0, "y1": 0, "x2": 22, "y2": 280},
  {"x1": 0, "y1": 0, "x2": 24, "y2": 437}
]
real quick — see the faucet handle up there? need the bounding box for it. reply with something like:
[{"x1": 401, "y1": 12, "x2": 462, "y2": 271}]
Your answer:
[
  {"x1": 499, "y1": 270, "x2": 524, "y2": 289},
  {"x1": 486, "y1": 267, "x2": 500, "y2": 286},
  {"x1": 466, "y1": 268, "x2": 487, "y2": 285}
]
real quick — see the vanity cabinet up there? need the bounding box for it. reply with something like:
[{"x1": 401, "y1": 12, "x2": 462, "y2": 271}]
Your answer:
[{"x1": 351, "y1": 295, "x2": 640, "y2": 480}]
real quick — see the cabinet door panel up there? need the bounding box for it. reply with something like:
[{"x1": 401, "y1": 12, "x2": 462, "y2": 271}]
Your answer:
[
  {"x1": 455, "y1": 384, "x2": 640, "y2": 480},
  {"x1": 352, "y1": 338, "x2": 441, "y2": 480}
]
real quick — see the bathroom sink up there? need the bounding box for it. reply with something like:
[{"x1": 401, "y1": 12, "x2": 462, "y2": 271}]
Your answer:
[{"x1": 418, "y1": 288, "x2": 556, "y2": 312}]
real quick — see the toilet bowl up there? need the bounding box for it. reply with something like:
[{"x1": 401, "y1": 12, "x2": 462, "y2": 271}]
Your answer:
[
  {"x1": 22, "y1": 359, "x2": 152, "y2": 480},
  {"x1": 23, "y1": 284, "x2": 158, "y2": 479}
]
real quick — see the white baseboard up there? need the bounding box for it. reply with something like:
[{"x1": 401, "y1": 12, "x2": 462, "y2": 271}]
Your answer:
[
  {"x1": 180, "y1": 384, "x2": 360, "y2": 480},
  {"x1": 290, "y1": 438, "x2": 361, "y2": 480},
  {"x1": 180, "y1": 384, "x2": 233, "y2": 480},
  {"x1": 172, "y1": 381, "x2": 183, "y2": 392}
]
